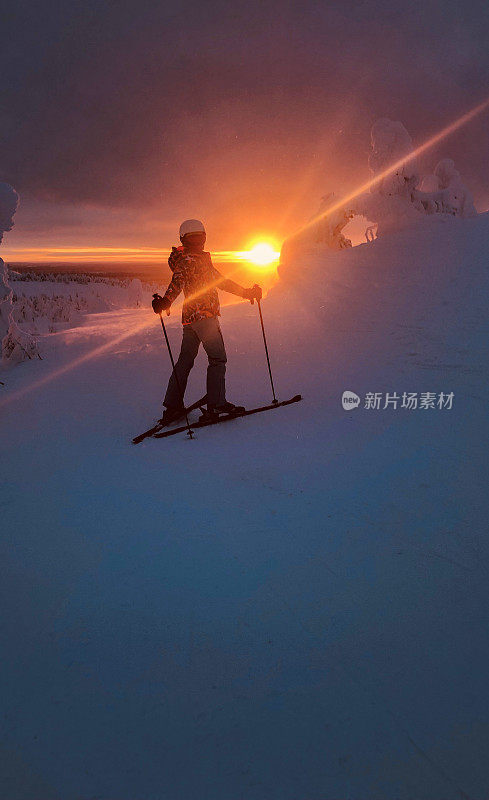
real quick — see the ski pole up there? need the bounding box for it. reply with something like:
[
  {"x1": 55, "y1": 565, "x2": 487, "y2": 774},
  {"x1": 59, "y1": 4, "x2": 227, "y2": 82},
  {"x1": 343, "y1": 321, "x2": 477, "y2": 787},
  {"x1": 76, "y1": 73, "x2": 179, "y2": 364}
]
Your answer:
[
  {"x1": 253, "y1": 289, "x2": 278, "y2": 405},
  {"x1": 155, "y1": 301, "x2": 194, "y2": 439}
]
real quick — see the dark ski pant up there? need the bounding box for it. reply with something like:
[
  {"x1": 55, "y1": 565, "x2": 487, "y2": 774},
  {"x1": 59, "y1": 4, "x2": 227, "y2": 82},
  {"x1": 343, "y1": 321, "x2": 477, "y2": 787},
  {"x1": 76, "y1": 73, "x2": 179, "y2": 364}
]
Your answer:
[{"x1": 164, "y1": 316, "x2": 227, "y2": 409}]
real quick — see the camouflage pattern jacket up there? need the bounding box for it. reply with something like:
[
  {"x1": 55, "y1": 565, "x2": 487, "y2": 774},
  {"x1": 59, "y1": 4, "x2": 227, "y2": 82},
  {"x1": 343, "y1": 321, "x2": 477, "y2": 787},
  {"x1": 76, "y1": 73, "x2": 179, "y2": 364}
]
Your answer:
[{"x1": 163, "y1": 246, "x2": 245, "y2": 325}]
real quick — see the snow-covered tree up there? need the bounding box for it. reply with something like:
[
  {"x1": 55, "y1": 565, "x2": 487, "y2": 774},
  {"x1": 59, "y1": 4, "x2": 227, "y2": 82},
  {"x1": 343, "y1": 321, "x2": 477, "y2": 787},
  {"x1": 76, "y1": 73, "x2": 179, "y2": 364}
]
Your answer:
[
  {"x1": 0, "y1": 183, "x2": 40, "y2": 363},
  {"x1": 352, "y1": 118, "x2": 422, "y2": 236},
  {"x1": 0, "y1": 184, "x2": 20, "y2": 352},
  {"x1": 355, "y1": 119, "x2": 478, "y2": 236},
  {"x1": 0, "y1": 183, "x2": 18, "y2": 245},
  {"x1": 368, "y1": 118, "x2": 419, "y2": 197}
]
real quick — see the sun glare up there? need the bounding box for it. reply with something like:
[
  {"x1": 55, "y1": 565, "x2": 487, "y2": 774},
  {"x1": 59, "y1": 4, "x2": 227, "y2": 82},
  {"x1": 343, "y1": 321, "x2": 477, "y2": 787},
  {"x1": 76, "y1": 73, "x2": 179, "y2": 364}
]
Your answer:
[{"x1": 246, "y1": 242, "x2": 280, "y2": 267}]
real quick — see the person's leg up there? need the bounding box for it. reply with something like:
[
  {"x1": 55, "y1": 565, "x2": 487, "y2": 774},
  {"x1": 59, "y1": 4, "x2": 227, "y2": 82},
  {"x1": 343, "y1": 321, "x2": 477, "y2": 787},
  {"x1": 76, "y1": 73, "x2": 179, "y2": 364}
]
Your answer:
[
  {"x1": 192, "y1": 317, "x2": 227, "y2": 408},
  {"x1": 163, "y1": 325, "x2": 200, "y2": 408}
]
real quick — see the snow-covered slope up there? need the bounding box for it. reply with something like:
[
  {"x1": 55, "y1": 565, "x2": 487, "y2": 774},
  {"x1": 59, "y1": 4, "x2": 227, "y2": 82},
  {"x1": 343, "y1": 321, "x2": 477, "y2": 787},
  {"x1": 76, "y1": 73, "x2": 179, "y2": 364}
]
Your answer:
[{"x1": 1, "y1": 215, "x2": 489, "y2": 800}]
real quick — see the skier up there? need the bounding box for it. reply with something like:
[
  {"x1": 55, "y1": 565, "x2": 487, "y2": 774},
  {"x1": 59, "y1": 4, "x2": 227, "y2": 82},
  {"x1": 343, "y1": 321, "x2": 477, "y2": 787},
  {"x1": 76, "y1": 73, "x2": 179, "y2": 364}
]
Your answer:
[{"x1": 152, "y1": 219, "x2": 262, "y2": 424}]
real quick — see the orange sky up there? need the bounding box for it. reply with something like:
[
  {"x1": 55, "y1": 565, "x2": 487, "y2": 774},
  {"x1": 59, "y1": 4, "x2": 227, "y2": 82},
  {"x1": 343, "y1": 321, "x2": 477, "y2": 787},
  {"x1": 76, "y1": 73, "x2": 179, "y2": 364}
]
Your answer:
[{"x1": 1, "y1": 198, "x2": 370, "y2": 266}]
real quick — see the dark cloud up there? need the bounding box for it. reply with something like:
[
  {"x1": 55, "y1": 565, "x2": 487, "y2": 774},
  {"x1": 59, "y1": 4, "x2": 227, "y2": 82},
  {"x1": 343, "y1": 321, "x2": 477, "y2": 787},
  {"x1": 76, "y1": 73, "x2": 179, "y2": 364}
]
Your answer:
[{"x1": 2, "y1": 0, "x2": 489, "y2": 234}]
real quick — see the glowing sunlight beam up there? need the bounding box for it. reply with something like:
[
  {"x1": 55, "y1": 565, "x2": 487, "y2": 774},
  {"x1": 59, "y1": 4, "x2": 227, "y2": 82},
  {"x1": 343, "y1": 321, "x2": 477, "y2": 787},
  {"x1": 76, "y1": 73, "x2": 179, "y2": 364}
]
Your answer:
[{"x1": 3, "y1": 246, "x2": 278, "y2": 265}]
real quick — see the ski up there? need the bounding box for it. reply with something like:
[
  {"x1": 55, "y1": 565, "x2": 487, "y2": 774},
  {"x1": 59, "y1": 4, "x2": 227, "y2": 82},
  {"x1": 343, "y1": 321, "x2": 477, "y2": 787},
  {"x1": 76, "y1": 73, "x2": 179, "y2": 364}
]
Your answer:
[
  {"x1": 132, "y1": 395, "x2": 207, "y2": 444},
  {"x1": 152, "y1": 394, "x2": 302, "y2": 439}
]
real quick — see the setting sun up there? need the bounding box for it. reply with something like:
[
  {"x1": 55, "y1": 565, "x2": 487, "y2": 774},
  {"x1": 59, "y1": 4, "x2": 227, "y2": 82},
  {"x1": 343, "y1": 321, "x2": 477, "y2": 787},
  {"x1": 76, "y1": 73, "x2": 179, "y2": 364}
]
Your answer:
[{"x1": 246, "y1": 242, "x2": 280, "y2": 267}]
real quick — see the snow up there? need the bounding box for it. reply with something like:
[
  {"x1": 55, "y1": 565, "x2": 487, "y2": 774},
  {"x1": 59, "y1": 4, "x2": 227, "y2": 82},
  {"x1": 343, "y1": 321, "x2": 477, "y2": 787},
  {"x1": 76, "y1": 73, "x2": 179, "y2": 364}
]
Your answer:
[
  {"x1": 2, "y1": 214, "x2": 489, "y2": 799},
  {"x1": 1, "y1": 271, "x2": 154, "y2": 343}
]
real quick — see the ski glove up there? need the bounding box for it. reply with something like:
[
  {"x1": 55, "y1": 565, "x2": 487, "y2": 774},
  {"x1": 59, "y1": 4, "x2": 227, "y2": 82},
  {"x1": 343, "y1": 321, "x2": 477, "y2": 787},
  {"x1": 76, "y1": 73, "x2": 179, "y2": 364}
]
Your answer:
[
  {"x1": 242, "y1": 284, "x2": 262, "y2": 304},
  {"x1": 152, "y1": 294, "x2": 171, "y2": 315}
]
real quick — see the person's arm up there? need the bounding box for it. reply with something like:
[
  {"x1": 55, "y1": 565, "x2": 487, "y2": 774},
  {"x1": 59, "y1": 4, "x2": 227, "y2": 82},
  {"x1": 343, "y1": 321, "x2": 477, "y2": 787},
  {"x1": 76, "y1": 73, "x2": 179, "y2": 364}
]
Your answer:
[
  {"x1": 152, "y1": 254, "x2": 186, "y2": 314},
  {"x1": 210, "y1": 265, "x2": 262, "y2": 301},
  {"x1": 217, "y1": 274, "x2": 246, "y2": 297},
  {"x1": 162, "y1": 263, "x2": 185, "y2": 305}
]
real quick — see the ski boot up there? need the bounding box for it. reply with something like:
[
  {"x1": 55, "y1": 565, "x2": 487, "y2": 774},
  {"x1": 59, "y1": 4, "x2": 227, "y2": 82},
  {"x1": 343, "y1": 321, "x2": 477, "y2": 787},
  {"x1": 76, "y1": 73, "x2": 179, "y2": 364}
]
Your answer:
[
  {"x1": 160, "y1": 405, "x2": 185, "y2": 426},
  {"x1": 199, "y1": 401, "x2": 245, "y2": 423}
]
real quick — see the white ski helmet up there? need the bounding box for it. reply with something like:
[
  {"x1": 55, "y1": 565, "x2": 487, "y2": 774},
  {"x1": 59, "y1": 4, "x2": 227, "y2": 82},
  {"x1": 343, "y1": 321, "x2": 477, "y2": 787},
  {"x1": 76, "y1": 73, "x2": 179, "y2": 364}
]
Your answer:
[{"x1": 179, "y1": 219, "x2": 206, "y2": 239}]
